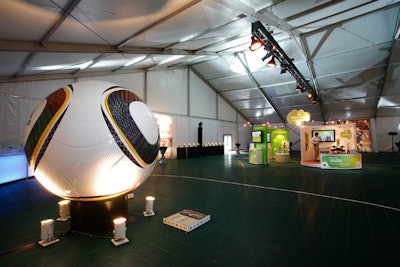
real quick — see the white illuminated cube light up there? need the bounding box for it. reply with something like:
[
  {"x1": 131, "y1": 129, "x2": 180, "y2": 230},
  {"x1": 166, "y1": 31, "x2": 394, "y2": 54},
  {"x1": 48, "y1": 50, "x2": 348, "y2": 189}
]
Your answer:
[
  {"x1": 143, "y1": 196, "x2": 155, "y2": 217},
  {"x1": 111, "y1": 217, "x2": 129, "y2": 246},
  {"x1": 57, "y1": 200, "x2": 70, "y2": 221},
  {"x1": 38, "y1": 219, "x2": 60, "y2": 247}
]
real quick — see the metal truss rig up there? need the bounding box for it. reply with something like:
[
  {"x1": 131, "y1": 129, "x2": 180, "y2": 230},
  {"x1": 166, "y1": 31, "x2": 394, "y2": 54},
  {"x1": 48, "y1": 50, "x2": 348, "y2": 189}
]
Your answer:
[{"x1": 251, "y1": 21, "x2": 319, "y2": 103}]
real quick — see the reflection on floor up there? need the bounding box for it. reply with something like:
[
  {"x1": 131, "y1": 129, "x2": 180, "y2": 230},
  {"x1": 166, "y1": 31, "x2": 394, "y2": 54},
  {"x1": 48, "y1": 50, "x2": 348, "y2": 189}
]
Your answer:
[{"x1": 1, "y1": 151, "x2": 400, "y2": 266}]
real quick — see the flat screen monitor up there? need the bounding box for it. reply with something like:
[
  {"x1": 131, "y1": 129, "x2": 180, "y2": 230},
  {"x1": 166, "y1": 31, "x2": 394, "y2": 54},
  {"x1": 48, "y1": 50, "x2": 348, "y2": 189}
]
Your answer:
[
  {"x1": 312, "y1": 129, "x2": 335, "y2": 142},
  {"x1": 252, "y1": 131, "x2": 262, "y2": 143}
]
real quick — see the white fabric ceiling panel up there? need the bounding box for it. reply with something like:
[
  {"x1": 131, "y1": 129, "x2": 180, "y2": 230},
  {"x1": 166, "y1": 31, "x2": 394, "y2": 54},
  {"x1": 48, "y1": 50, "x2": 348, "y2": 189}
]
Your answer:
[
  {"x1": 389, "y1": 40, "x2": 400, "y2": 63},
  {"x1": 67, "y1": 0, "x2": 177, "y2": 45},
  {"x1": 252, "y1": 68, "x2": 296, "y2": 88},
  {"x1": 87, "y1": 54, "x2": 136, "y2": 71},
  {"x1": 376, "y1": 107, "x2": 400, "y2": 117},
  {"x1": 318, "y1": 85, "x2": 382, "y2": 102},
  {"x1": 48, "y1": 14, "x2": 113, "y2": 44},
  {"x1": 196, "y1": 17, "x2": 253, "y2": 39},
  {"x1": 269, "y1": 93, "x2": 311, "y2": 107},
  {"x1": 209, "y1": 74, "x2": 255, "y2": 91},
  {"x1": 285, "y1": 0, "x2": 372, "y2": 31},
  {"x1": 261, "y1": 83, "x2": 298, "y2": 97},
  {"x1": 192, "y1": 58, "x2": 235, "y2": 80},
  {"x1": 0, "y1": 52, "x2": 30, "y2": 76},
  {"x1": 221, "y1": 88, "x2": 263, "y2": 101},
  {"x1": 303, "y1": 7, "x2": 398, "y2": 59},
  {"x1": 315, "y1": 67, "x2": 386, "y2": 90},
  {"x1": 233, "y1": 99, "x2": 271, "y2": 110},
  {"x1": 381, "y1": 77, "x2": 400, "y2": 96},
  {"x1": 24, "y1": 52, "x2": 105, "y2": 75},
  {"x1": 324, "y1": 109, "x2": 376, "y2": 121},
  {"x1": 204, "y1": 36, "x2": 249, "y2": 53},
  {"x1": 312, "y1": 43, "x2": 391, "y2": 77},
  {"x1": 0, "y1": 0, "x2": 60, "y2": 40},
  {"x1": 323, "y1": 98, "x2": 379, "y2": 113},
  {"x1": 378, "y1": 94, "x2": 400, "y2": 109},
  {"x1": 124, "y1": 0, "x2": 240, "y2": 47}
]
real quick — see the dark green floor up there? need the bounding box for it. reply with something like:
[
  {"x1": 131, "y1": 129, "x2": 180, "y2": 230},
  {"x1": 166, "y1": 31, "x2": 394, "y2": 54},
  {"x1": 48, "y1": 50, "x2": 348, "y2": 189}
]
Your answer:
[{"x1": 1, "y1": 152, "x2": 400, "y2": 266}]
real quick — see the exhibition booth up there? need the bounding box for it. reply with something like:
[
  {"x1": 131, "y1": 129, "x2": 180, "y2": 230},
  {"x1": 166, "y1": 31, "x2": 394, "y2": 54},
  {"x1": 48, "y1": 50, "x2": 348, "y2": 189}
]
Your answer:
[
  {"x1": 249, "y1": 125, "x2": 291, "y2": 165},
  {"x1": 300, "y1": 123, "x2": 362, "y2": 169}
]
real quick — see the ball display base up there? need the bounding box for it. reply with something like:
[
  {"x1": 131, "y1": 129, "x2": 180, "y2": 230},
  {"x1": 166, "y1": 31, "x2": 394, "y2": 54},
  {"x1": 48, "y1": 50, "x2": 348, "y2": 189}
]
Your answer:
[
  {"x1": 70, "y1": 194, "x2": 128, "y2": 232},
  {"x1": 38, "y1": 238, "x2": 60, "y2": 247},
  {"x1": 56, "y1": 216, "x2": 70, "y2": 222},
  {"x1": 111, "y1": 237, "x2": 129, "y2": 246},
  {"x1": 143, "y1": 210, "x2": 155, "y2": 217}
]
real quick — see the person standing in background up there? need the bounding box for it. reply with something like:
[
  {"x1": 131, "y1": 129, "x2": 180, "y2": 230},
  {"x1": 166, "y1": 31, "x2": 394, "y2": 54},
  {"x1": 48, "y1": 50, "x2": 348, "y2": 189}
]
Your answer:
[{"x1": 311, "y1": 132, "x2": 321, "y2": 161}]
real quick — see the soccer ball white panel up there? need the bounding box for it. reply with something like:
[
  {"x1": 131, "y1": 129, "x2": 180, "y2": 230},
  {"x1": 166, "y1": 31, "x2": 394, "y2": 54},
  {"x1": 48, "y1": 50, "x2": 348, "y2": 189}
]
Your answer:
[
  {"x1": 129, "y1": 101, "x2": 159, "y2": 145},
  {"x1": 24, "y1": 81, "x2": 160, "y2": 200}
]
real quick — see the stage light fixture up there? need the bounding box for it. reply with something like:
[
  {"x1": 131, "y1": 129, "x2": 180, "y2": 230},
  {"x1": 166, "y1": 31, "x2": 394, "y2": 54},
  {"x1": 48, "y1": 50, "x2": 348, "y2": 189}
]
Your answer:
[
  {"x1": 307, "y1": 92, "x2": 313, "y2": 99},
  {"x1": 249, "y1": 37, "x2": 263, "y2": 51},
  {"x1": 312, "y1": 98, "x2": 319, "y2": 106},
  {"x1": 111, "y1": 217, "x2": 129, "y2": 246},
  {"x1": 295, "y1": 83, "x2": 303, "y2": 92},
  {"x1": 280, "y1": 65, "x2": 287, "y2": 74},
  {"x1": 267, "y1": 57, "x2": 276, "y2": 68},
  {"x1": 261, "y1": 51, "x2": 274, "y2": 61}
]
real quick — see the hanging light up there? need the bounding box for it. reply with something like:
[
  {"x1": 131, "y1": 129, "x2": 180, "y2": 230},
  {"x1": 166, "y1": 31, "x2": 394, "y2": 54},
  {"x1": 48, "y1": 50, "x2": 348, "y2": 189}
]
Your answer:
[
  {"x1": 295, "y1": 83, "x2": 303, "y2": 92},
  {"x1": 261, "y1": 51, "x2": 274, "y2": 61},
  {"x1": 312, "y1": 97, "x2": 319, "y2": 106},
  {"x1": 307, "y1": 92, "x2": 313, "y2": 99},
  {"x1": 267, "y1": 56, "x2": 276, "y2": 68},
  {"x1": 249, "y1": 37, "x2": 263, "y2": 51},
  {"x1": 280, "y1": 64, "x2": 287, "y2": 74}
]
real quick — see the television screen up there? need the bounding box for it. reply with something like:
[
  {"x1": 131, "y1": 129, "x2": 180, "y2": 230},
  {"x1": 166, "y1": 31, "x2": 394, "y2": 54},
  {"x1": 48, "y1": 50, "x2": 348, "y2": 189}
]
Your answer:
[
  {"x1": 252, "y1": 131, "x2": 262, "y2": 143},
  {"x1": 312, "y1": 129, "x2": 335, "y2": 142}
]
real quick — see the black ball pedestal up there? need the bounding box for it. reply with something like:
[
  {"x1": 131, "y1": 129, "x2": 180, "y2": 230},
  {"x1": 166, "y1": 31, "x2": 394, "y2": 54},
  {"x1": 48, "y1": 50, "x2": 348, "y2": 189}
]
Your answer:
[{"x1": 70, "y1": 194, "x2": 128, "y2": 232}]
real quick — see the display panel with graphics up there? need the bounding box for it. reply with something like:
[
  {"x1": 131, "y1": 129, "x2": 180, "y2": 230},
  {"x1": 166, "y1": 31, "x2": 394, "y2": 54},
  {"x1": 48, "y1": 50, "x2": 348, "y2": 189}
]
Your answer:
[
  {"x1": 251, "y1": 131, "x2": 262, "y2": 143},
  {"x1": 312, "y1": 129, "x2": 335, "y2": 142}
]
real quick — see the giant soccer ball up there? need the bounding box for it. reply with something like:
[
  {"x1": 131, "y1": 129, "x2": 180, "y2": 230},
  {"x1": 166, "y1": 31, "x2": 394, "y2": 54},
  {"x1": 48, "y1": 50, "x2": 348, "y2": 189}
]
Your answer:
[{"x1": 24, "y1": 81, "x2": 160, "y2": 200}]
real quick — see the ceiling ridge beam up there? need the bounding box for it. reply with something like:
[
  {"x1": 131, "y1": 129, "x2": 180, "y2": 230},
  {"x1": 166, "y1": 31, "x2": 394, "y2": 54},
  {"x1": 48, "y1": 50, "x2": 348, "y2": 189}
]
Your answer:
[{"x1": 0, "y1": 40, "x2": 219, "y2": 56}]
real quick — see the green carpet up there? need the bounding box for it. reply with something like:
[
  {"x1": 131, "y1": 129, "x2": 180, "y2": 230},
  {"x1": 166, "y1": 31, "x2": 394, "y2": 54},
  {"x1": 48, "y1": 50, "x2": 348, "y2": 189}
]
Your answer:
[{"x1": 1, "y1": 152, "x2": 400, "y2": 266}]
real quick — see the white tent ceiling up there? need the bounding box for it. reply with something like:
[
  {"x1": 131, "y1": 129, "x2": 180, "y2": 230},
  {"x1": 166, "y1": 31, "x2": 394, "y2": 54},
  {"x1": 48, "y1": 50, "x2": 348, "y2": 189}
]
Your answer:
[{"x1": 0, "y1": 0, "x2": 399, "y2": 125}]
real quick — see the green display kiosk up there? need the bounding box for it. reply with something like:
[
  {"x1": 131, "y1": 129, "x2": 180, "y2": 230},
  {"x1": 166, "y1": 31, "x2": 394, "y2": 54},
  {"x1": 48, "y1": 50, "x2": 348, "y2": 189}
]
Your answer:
[{"x1": 249, "y1": 125, "x2": 269, "y2": 165}]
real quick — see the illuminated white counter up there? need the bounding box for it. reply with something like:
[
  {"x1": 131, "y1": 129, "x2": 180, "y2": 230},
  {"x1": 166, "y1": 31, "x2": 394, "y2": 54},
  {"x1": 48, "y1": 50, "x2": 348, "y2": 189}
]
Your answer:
[
  {"x1": 320, "y1": 153, "x2": 362, "y2": 170},
  {"x1": 0, "y1": 150, "x2": 32, "y2": 184},
  {"x1": 275, "y1": 153, "x2": 290, "y2": 163}
]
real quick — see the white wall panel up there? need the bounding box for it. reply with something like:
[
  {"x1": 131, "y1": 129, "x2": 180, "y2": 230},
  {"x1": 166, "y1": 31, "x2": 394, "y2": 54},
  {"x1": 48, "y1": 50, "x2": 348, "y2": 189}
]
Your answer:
[
  {"x1": 77, "y1": 73, "x2": 145, "y2": 99},
  {"x1": 0, "y1": 79, "x2": 74, "y2": 147},
  {"x1": 218, "y1": 95, "x2": 237, "y2": 122},
  {"x1": 147, "y1": 69, "x2": 187, "y2": 115},
  {"x1": 375, "y1": 117, "x2": 400, "y2": 152},
  {"x1": 189, "y1": 71, "x2": 217, "y2": 119}
]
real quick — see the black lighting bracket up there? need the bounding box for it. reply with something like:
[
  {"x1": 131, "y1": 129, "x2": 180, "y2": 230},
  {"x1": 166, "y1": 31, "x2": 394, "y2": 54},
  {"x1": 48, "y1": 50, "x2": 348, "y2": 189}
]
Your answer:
[{"x1": 251, "y1": 21, "x2": 319, "y2": 102}]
